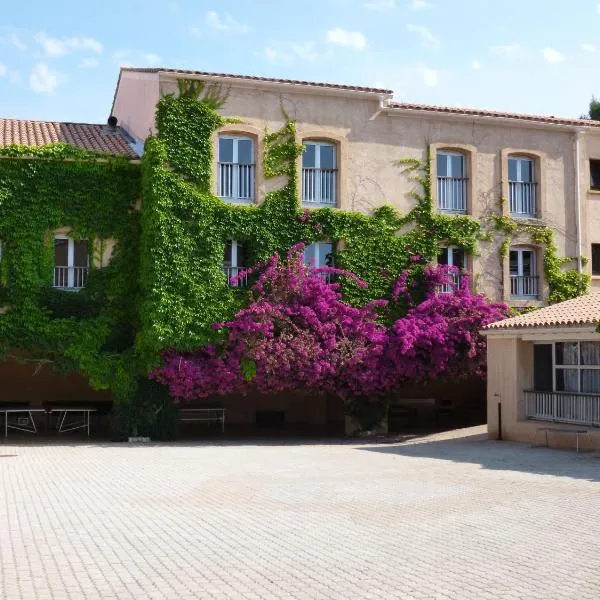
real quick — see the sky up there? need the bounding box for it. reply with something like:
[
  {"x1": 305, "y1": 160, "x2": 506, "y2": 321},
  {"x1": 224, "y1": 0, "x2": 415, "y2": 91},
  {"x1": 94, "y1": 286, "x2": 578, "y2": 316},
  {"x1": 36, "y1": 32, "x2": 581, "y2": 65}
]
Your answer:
[{"x1": 1, "y1": 0, "x2": 600, "y2": 124}]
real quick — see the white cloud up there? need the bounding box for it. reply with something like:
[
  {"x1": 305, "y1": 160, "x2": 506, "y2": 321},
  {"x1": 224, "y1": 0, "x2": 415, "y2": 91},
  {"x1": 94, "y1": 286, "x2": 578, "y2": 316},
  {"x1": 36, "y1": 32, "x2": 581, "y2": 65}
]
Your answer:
[
  {"x1": 363, "y1": 0, "x2": 395, "y2": 10},
  {"x1": 420, "y1": 64, "x2": 438, "y2": 87},
  {"x1": 189, "y1": 26, "x2": 202, "y2": 38},
  {"x1": 9, "y1": 70, "x2": 22, "y2": 85},
  {"x1": 582, "y1": 43, "x2": 596, "y2": 53},
  {"x1": 263, "y1": 41, "x2": 322, "y2": 63},
  {"x1": 326, "y1": 27, "x2": 367, "y2": 50},
  {"x1": 472, "y1": 59, "x2": 481, "y2": 69},
  {"x1": 406, "y1": 24, "x2": 439, "y2": 48},
  {"x1": 0, "y1": 62, "x2": 6, "y2": 76},
  {"x1": 35, "y1": 32, "x2": 103, "y2": 58},
  {"x1": 264, "y1": 47, "x2": 279, "y2": 62},
  {"x1": 80, "y1": 57, "x2": 99, "y2": 68},
  {"x1": 490, "y1": 43, "x2": 521, "y2": 58},
  {"x1": 205, "y1": 11, "x2": 248, "y2": 33},
  {"x1": 143, "y1": 53, "x2": 161, "y2": 66},
  {"x1": 10, "y1": 34, "x2": 27, "y2": 51},
  {"x1": 29, "y1": 62, "x2": 63, "y2": 94},
  {"x1": 408, "y1": 0, "x2": 429, "y2": 8},
  {"x1": 290, "y1": 41, "x2": 319, "y2": 61},
  {"x1": 597, "y1": 2, "x2": 600, "y2": 14},
  {"x1": 542, "y1": 47, "x2": 564, "y2": 64}
]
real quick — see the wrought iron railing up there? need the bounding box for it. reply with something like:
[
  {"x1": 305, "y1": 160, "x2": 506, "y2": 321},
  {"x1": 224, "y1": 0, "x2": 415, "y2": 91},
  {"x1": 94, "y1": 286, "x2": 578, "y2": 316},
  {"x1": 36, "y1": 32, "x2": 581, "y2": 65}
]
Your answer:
[
  {"x1": 509, "y1": 181, "x2": 537, "y2": 217},
  {"x1": 218, "y1": 163, "x2": 255, "y2": 202},
  {"x1": 302, "y1": 168, "x2": 337, "y2": 206},
  {"x1": 510, "y1": 275, "x2": 538, "y2": 298},
  {"x1": 223, "y1": 266, "x2": 248, "y2": 287},
  {"x1": 437, "y1": 177, "x2": 467, "y2": 213},
  {"x1": 525, "y1": 390, "x2": 600, "y2": 427},
  {"x1": 53, "y1": 266, "x2": 88, "y2": 289}
]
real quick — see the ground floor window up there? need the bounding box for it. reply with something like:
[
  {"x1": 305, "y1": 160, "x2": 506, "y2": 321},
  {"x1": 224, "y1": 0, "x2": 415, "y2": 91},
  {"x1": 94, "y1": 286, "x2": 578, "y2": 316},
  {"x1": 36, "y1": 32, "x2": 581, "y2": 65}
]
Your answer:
[{"x1": 223, "y1": 240, "x2": 247, "y2": 287}]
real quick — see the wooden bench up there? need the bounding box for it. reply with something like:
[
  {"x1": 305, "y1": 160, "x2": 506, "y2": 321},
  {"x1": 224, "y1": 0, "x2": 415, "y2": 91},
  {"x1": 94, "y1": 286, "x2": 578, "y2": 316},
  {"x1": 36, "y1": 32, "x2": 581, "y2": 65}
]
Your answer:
[
  {"x1": 533, "y1": 427, "x2": 591, "y2": 453},
  {"x1": 179, "y1": 408, "x2": 226, "y2": 433}
]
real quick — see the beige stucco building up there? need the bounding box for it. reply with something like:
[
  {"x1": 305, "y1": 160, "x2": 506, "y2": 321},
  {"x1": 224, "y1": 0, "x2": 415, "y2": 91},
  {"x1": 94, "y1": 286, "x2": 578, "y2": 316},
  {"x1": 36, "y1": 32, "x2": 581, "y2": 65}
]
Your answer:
[
  {"x1": 484, "y1": 293, "x2": 600, "y2": 450},
  {"x1": 113, "y1": 66, "x2": 600, "y2": 307}
]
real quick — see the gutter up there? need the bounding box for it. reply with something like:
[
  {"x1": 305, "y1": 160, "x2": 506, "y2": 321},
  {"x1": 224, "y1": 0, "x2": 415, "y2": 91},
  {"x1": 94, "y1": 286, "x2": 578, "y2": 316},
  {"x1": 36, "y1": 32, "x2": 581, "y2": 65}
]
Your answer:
[{"x1": 574, "y1": 129, "x2": 585, "y2": 277}]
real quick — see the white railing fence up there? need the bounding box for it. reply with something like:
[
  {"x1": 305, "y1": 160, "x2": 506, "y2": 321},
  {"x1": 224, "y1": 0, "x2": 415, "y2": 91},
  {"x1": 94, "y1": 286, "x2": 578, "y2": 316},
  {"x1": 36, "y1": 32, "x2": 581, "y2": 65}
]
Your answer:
[
  {"x1": 437, "y1": 177, "x2": 467, "y2": 212},
  {"x1": 302, "y1": 168, "x2": 337, "y2": 206},
  {"x1": 218, "y1": 163, "x2": 255, "y2": 202},
  {"x1": 510, "y1": 275, "x2": 538, "y2": 298},
  {"x1": 438, "y1": 271, "x2": 463, "y2": 294},
  {"x1": 509, "y1": 181, "x2": 537, "y2": 216},
  {"x1": 223, "y1": 266, "x2": 249, "y2": 288},
  {"x1": 53, "y1": 266, "x2": 88, "y2": 289},
  {"x1": 525, "y1": 390, "x2": 600, "y2": 427}
]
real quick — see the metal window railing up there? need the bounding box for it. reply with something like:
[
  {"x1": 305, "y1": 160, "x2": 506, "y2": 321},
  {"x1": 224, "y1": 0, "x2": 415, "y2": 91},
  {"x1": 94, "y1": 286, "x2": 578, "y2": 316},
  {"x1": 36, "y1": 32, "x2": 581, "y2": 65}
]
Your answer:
[
  {"x1": 525, "y1": 390, "x2": 600, "y2": 427},
  {"x1": 218, "y1": 163, "x2": 255, "y2": 202},
  {"x1": 510, "y1": 275, "x2": 538, "y2": 298},
  {"x1": 223, "y1": 266, "x2": 248, "y2": 288},
  {"x1": 438, "y1": 271, "x2": 464, "y2": 294},
  {"x1": 509, "y1": 181, "x2": 537, "y2": 216},
  {"x1": 302, "y1": 168, "x2": 337, "y2": 206},
  {"x1": 53, "y1": 266, "x2": 88, "y2": 289},
  {"x1": 437, "y1": 177, "x2": 467, "y2": 213}
]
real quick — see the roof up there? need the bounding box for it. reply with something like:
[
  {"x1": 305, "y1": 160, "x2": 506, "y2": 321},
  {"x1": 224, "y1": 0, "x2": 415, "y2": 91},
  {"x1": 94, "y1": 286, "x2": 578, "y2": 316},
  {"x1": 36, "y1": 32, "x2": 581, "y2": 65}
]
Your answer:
[
  {"x1": 0, "y1": 118, "x2": 140, "y2": 158},
  {"x1": 486, "y1": 293, "x2": 600, "y2": 330},
  {"x1": 120, "y1": 67, "x2": 393, "y2": 95},
  {"x1": 387, "y1": 101, "x2": 600, "y2": 128}
]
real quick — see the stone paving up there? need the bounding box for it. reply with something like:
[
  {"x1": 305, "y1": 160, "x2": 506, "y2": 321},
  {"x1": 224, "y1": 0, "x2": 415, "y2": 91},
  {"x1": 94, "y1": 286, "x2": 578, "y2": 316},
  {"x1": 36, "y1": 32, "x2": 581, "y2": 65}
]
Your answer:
[{"x1": 1, "y1": 426, "x2": 599, "y2": 599}]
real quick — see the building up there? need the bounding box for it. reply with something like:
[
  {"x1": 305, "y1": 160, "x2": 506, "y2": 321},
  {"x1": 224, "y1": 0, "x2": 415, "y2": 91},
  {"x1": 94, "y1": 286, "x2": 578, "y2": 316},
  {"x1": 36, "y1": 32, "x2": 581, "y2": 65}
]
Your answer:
[
  {"x1": 484, "y1": 293, "x2": 600, "y2": 450},
  {"x1": 113, "y1": 66, "x2": 600, "y2": 307}
]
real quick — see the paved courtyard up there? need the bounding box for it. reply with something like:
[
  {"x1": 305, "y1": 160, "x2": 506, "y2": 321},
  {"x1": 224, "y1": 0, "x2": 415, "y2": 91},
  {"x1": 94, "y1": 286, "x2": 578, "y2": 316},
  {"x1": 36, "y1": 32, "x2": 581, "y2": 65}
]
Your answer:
[{"x1": 1, "y1": 426, "x2": 599, "y2": 600}]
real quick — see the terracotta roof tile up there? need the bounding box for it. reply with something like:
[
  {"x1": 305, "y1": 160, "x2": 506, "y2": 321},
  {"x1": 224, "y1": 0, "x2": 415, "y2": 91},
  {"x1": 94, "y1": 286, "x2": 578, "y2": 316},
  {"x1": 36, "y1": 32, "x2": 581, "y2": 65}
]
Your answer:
[
  {"x1": 121, "y1": 67, "x2": 393, "y2": 95},
  {"x1": 388, "y1": 101, "x2": 600, "y2": 128},
  {"x1": 0, "y1": 118, "x2": 139, "y2": 158},
  {"x1": 486, "y1": 293, "x2": 600, "y2": 330}
]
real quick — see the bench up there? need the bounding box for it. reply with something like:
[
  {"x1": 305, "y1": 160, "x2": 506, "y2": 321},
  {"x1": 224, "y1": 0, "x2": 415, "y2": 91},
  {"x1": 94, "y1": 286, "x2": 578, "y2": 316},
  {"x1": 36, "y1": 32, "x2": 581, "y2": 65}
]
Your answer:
[
  {"x1": 533, "y1": 427, "x2": 591, "y2": 453},
  {"x1": 179, "y1": 408, "x2": 226, "y2": 433}
]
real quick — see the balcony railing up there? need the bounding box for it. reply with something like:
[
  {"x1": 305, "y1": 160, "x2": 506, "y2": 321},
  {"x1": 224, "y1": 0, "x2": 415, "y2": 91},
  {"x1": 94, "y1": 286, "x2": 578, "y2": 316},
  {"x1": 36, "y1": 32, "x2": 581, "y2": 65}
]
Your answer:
[
  {"x1": 509, "y1": 181, "x2": 537, "y2": 217},
  {"x1": 218, "y1": 163, "x2": 255, "y2": 203},
  {"x1": 53, "y1": 266, "x2": 88, "y2": 290},
  {"x1": 438, "y1": 271, "x2": 466, "y2": 294},
  {"x1": 302, "y1": 168, "x2": 337, "y2": 207},
  {"x1": 437, "y1": 177, "x2": 467, "y2": 213},
  {"x1": 223, "y1": 266, "x2": 248, "y2": 288},
  {"x1": 510, "y1": 275, "x2": 538, "y2": 298},
  {"x1": 525, "y1": 390, "x2": 600, "y2": 427}
]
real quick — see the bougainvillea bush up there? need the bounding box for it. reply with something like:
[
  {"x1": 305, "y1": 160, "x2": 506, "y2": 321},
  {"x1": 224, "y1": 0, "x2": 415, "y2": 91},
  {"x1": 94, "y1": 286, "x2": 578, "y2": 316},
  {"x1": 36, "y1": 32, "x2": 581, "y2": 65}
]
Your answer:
[{"x1": 151, "y1": 247, "x2": 508, "y2": 416}]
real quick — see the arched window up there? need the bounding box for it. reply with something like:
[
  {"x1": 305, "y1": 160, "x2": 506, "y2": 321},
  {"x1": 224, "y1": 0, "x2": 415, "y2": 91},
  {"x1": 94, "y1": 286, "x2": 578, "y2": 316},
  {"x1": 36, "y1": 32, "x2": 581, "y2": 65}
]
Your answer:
[
  {"x1": 217, "y1": 135, "x2": 255, "y2": 203},
  {"x1": 508, "y1": 155, "x2": 537, "y2": 217},
  {"x1": 436, "y1": 150, "x2": 467, "y2": 213},
  {"x1": 509, "y1": 247, "x2": 538, "y2": 299},
  {"x1": 301, "y1": 141, "x2": 337, "y2": 207}
]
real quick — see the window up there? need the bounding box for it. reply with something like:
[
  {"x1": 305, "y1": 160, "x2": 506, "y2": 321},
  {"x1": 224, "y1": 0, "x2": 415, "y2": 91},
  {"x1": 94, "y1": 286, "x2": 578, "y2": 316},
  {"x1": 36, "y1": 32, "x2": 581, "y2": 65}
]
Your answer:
[
  {"x1": 590, "y1": 159, "x2": 600, "y2": 191},
  {"x1": 509, "y1": 248, "x2": 538, "y2": 298},
  {"x1": 223, "y1": 240, "x2": 247, "y2": 287},
  {"x1": 436, "y1": 151, "x2": 467, "y2": 213},
  {"x1": 217, "y1": 136, "x2": 255, "y2": 202},
  {"x1": 592, "y1": 244, "x2": 600, "y2": 276},
  {"x1": 303, "y1": 242, "x2": 334, "y2": 269},
  {"x1": 554, "y1": 342, "x2": 600, "y2": 394},
  {"x1": 54, "y1": 236, "x2": 89, "y2": 289},
  {"x1": 302, "y1": 141, "x2": 337, "y2": 207},
  {"x1": 508, "y1": 156, "x2": 536, "y2": 216},
  {"x1": 437, "y1": 246, "x2": 465, "y2": 292}
]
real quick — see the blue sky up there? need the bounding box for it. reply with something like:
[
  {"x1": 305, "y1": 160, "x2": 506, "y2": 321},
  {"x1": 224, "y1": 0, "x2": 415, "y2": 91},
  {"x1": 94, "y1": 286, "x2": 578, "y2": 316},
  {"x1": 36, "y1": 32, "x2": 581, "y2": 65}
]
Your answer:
[{"x1": 2, "y1": 0, "x2": 600, "y2": 123}]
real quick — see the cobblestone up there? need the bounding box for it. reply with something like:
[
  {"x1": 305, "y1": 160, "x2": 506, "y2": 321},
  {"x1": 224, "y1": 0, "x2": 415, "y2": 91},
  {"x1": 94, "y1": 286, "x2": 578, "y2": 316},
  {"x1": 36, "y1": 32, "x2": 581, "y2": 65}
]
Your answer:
[{"x1": 1, "y1": 426, "x2": 599, "y2": 599}]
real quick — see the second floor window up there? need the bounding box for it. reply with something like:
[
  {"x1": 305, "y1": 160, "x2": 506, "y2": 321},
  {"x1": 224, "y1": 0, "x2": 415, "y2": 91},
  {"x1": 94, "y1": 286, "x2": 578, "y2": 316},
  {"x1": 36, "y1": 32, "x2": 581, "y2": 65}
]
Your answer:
[
  {"x1": 436, "y1": 151, "x2": 467, "y2": 213},
  {"x1": 54, "y1": 236, "x2": 89, "y2": 290},
  {"x1": 223, "y1": 239, "x2": 247, "y2": 287},
  {"x1": 302, "y1": 141, "x2": 337, "y2": 207},
  {"x1": 509, "y1": 156, "x2": 536, "y2": 217},
  {"x1": 509, "y1": 248, "x2": 538, "y2": 299},
  {"x1": 438, "y1": 246, "x2": 465, "y2": 292},
  {"x1": 218, "y1": 136, "x2": 255, "y2": 203}
]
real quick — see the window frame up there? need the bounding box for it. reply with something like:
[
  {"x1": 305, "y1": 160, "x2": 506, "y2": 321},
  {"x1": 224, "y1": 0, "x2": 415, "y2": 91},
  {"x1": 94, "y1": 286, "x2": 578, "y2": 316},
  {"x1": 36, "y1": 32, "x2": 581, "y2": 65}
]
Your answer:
[
  {"x1": 508, "y1": 156, "x2": 535, "y2": 183},
  {"x1": 217, "y1": 135, "x2": 256, "y2": 202},
  {"x1": 509, "y1": 248, "x2": 536, "y2": 278},
  {"x1": 590, "y1": 159, "x2": 600, "y2": 192},
  {"x1": 592, "y1": 244, "x2": 600, "y2": 276},
  {"x1": 435, "y1": 150, "x2": 468, "y2": 214},
  {"x1": 53, "y1": 234, "x2": 89, "y2": 290},
  {"x1": 301, "y1": 140, "x2": 338, "y2": 208},
  {"x1": 303, "y1": 242, "x2": 334, "y2": 269}
]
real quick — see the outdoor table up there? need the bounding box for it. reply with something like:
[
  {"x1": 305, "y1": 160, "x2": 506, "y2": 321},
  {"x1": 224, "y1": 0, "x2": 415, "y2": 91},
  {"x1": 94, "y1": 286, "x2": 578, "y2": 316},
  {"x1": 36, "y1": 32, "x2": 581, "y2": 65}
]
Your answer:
[
  {"x1": 50, "y1": 407, "x2": 96, "y2": 436},
  {"x1": 0, "y1": 407, "x2": 46, "y2": 438}
]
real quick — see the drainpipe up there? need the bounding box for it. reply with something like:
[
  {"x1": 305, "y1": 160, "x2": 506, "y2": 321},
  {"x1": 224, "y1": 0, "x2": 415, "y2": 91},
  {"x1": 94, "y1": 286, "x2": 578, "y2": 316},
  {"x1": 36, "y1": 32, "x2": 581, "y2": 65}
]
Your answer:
[{"x1": 574, "y1": 129, "x2": 585, "y2": 277}]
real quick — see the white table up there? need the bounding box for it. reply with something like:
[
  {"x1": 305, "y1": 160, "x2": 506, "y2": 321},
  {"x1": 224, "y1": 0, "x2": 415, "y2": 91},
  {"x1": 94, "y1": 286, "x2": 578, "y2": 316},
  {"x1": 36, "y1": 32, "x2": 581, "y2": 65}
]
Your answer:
[
  {"x1": 179, "y1": 408, "x2": 226, "y2": 432},
  {"x1": 0, "y1": 407, "x2": 46, "y2": 438},
  {"x1": 51, "y1": 407, "x2": 96, "y2": 436}
]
